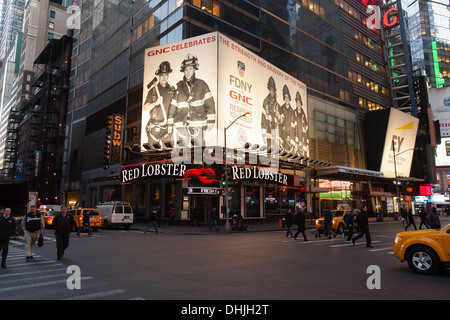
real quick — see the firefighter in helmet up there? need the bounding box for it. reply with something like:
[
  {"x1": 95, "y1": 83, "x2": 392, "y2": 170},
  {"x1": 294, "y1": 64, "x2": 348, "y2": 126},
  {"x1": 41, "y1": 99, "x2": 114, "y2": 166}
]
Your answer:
[
  {"x1": 144, "y1": 61, "x2": 177, "y2": 146},
  {"x1": 173, "y1": 54, "x2": 215, "y2": 144},
  {"x1": 261, "y1": 76, "x2": 280, "y2": 148}
]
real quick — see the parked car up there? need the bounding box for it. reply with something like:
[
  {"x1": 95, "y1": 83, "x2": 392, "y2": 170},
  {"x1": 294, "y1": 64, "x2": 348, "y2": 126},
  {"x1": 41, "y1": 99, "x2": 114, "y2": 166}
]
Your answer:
[
  {"x1": 96, "y1": 201, "x2": 134, "y2": 229},
  {"x1": 393, "y1": 223, "x2": 450, "y2": 275}
]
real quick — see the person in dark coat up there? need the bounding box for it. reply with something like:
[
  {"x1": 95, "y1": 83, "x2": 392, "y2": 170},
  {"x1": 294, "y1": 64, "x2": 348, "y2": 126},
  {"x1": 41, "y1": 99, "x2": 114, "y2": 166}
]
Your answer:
[
  {"x1": 0, "y1": 207, "x2": 16, "y2": 268},
  {"x1": 404, "y1": 208, "x2": 417, "y2": 231},
  {"x1": 418, "y1": 206, "x2": 429, "y2": 229},
  {"x1": 343, "y1": 209, "x2": 355, "y2": 243},
  {"x1": 52, "y1": 206, "x2": 74, "y2": 260},
  {"x1": 209, "y1": 206, "x2": 219, "y2": 231},
  {"x1": 324, "y1": 207, "x2": 335, "y2": 239},
  {"x1": 352, "y1": 205, "x2": 372, "y2": 248},
  {"x1": 427, "y1": 207, "x2": 441, "y2": 229},
  {"x1": 284, "y1": 209, "x2": 294, "y2": 238},
  {"x1": 294, "y1": 207, "x2": 308, "y2": 241},
  {"x1": 144, "y1": 208, "x2": 159, "y2": 234}
]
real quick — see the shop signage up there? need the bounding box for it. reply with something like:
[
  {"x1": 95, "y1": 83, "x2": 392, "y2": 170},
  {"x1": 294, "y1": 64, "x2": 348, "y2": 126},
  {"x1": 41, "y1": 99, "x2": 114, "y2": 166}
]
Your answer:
[
  {"x1": 231, "y1": 165, "x2": 288, "y2": 185},
  {"x1": 121, "y1": 163, "x2": 187, "y2": 183},
  {"x1": 110, "y1": 114, "x2": 124, "y2": 164},
  {"x1": 187, "y1": 187, "x2": 218, "y2": 195},
  {"x1": 184, "y1": 168, "x2": 216, "y2": 184}
]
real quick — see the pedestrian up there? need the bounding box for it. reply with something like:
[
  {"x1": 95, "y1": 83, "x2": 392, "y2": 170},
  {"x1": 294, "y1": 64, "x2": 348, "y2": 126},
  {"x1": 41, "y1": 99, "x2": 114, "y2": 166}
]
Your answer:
[
  {"x1": 155, "y1": 205, "x2": 161, "y2": 228},
  {"x1": 404, "y1": 208, "x2": 417, "y2": 231},
  {"x1": 21, "y1": 205, "x2": 44, "y2": 260},
  {"x1": 427, "y1": 207, "x2": 441, "y2": 229},
  {"x1": 343, "y1": 209, "x2": 355, "y2": 243},
  {"x1": 191, "y1": 207, "x2": 199, "y2": 227},
  {"x1": 77, "y1": 210, "x2": 92, "y2": 236},
  {"x1": 418, "y1": 206, "x2": 429, "y2": 229},
  {"x1": 400, "y1": 207, "x2": 407, "y2": 226},
  {"x1": 209, "y1": 206, "x2": 219, "y2": 231},
  {"x1": 352, "y1": 205, "x2": 372, "y2": 248},
  {"x1": 284, "y1": 209, "x2": 294, "y2": 238},
  {"x1": 324, "y1": 207, "x2": 335, "y2": 239},
  {"x1": 0, "y1": 207, "x2": 16, "y2": 268},
  {"x1": 169, "y1": 206, "x2": 175, "y2": 225},
  {"x1": 293, "y1": 207, "x2": 308, "y2": 241},
  {"x1": 52, "y1": 206, "x2": 74, "y2": 260},
  {"x1": 144, "y1": 208, "x2": 159, "y2": 234}
]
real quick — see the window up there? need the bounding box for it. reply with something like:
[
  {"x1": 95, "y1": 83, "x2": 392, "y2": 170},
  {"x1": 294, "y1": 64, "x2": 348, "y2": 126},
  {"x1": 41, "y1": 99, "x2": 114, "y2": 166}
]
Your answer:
[
  {"x1": 50, "y1": 10, "x2": 55, "y2": 18},
  {"x1": 49, "y1": 22, "x2": 55, "y2": 29},
  {"x1": 48, "y1": 33, "x2": 53, "y2": 40}
]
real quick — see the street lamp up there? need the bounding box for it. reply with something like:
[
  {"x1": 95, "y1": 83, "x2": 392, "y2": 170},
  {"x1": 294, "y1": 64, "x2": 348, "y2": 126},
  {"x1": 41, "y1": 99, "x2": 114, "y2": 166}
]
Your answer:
[
  {"x1": 224, "y1": 112, "x2": 251, "y2": 233},
  {"x1": 392, "y1": 140, "x2": 418, "y2": 213}
]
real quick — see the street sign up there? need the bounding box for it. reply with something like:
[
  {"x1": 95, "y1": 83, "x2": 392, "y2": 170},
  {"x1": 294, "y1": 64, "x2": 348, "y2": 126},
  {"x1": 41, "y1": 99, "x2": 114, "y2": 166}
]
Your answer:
[{"x1": 187, "y1": 187, "x2": 219, "y2": 195}]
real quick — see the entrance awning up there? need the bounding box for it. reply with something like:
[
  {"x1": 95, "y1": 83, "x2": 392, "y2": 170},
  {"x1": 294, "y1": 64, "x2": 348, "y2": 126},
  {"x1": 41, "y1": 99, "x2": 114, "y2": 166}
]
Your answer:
[{"x1": 316, "y1": 166, "x2": 387, "y2": 181}]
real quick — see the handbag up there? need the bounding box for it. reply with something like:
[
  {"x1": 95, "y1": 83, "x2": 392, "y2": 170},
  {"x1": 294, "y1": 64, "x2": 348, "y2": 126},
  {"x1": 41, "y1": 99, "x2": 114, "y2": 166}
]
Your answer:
[{"x1": 38, "y1": 233, "x2": 44, "y2": 247}]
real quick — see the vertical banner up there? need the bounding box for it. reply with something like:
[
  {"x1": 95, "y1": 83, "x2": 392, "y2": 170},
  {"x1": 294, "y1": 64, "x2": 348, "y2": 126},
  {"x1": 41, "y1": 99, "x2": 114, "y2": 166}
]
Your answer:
[
  {"x1": 16, "y1": 159, "x2": 23, "y2": 180},
  {"x1": 379, "y1": 108, "x2": 419, "y2": 178},
  {"x1": 34, "y1": 150, "x2": 41, "y2": 177},
  {"x1": 110, "y1": 114, "x2": 124, "y2": 164}
]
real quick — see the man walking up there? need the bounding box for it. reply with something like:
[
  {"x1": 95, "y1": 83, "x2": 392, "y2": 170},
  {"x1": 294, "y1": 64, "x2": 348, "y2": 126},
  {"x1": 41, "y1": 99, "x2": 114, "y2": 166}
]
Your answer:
[
  {"x1": 52, "y1": 206, "x2": 74, "y2": 260},
  {"x1": 404, "y1": 208, "x2": 417, "y2": 231},
  {"x1": 0, "y1": 207, "x2": 16, "y2": 268},
  {"x1": 352, "y1": 205, "x2": 372, "y2": 248},
  {"x1": 21, "y1": 205, "x2": 44, "y2": 260},
  {"x1": 144, "y1": 208, "x2": 159, "y2": 234},
  {"x1": 293, "y1": 207, "x2": 308, "y2": 241}
]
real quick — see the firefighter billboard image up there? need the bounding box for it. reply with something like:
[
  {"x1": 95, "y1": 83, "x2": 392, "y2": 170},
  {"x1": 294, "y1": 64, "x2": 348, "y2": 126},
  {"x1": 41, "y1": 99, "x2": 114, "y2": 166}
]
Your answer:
[
  {"x1": 142, "y1": 34, "x2": 218, "y2": 149},
  {"x1": 141, "y1": 32, "x2": 309, "y2": 157}
]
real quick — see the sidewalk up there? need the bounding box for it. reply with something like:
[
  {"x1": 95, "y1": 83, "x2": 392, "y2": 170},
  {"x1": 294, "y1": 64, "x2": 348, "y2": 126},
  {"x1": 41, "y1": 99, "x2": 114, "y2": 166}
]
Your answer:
[{"x1": 132, "y1": 216, "x2": 431, "y2": 235}]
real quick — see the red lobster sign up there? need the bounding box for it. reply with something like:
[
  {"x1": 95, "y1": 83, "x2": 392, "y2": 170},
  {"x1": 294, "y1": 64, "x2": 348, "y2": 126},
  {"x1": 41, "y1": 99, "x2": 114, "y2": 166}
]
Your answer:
[{"x1": 184, "y1": 168, "x2": 216, "y2": 184}]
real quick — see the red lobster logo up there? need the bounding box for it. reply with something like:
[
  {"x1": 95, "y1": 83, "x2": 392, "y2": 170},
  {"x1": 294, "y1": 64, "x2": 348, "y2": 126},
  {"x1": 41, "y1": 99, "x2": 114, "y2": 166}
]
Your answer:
[{"x1": 184, "y1": 168, "x2": 216, "y2": 184}]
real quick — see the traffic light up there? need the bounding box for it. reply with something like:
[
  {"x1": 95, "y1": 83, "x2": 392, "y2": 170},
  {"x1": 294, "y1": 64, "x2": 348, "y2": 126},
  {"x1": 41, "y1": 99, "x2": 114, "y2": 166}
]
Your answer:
[
  {"x1": 104, "y1": 115, "x2": 112, "y2": 169},
  {"x1": 221, "y1": 174, "x2": 226, "y2": 187}
]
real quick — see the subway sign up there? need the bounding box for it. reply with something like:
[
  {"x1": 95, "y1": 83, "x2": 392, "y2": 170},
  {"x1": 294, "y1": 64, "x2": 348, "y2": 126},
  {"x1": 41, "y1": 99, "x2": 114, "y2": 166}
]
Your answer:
[{"x1": 110, "y1": 114, "x2": 124, "y2": 164}]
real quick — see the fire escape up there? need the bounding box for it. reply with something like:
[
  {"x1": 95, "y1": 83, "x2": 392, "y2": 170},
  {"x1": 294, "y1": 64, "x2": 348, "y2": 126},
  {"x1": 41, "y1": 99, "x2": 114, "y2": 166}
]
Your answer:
[{"x1": 18, "y1": 35, "x2": 72, "y2": 203}]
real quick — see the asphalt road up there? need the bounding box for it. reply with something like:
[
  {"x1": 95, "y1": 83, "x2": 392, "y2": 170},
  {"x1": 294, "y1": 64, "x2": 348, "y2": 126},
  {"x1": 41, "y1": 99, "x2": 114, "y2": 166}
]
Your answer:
[{"x1": 1, "y1": 219, "x2": 449, "y2": 302}]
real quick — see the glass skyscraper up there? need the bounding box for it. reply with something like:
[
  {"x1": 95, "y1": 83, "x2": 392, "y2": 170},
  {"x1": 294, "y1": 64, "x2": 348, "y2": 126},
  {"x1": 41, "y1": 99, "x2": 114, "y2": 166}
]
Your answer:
[{"x1": 406, "y1": 0, "x2": 450, "y2": 88}]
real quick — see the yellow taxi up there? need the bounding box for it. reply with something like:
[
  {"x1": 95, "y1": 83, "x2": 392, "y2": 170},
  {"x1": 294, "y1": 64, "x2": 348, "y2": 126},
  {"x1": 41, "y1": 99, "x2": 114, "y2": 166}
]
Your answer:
[
  {"x1": 41, "y1": 210, "x2": 59, "y2": 228},
  {"x1": 393, "y1": 223, "x2": 450, "y2": 275},
  {"x1": 315, "y1": 209, "x2": 359, "y2": 234},
  {"x1": 68, "y1": 208, "x2": 101, "y2": 232}
]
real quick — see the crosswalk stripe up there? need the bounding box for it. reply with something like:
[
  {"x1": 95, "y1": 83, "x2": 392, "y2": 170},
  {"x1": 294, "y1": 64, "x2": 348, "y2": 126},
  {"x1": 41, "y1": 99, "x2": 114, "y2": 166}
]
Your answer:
[
  {"x1": 0, "y1": 267, "x2": 67, "y2": 278},
  {"x1": 0, "y1": 276, "x2": 93, "y2": 293},
  {"x1": 61, "y1": 289, "x2": 126, "y2": 300}
]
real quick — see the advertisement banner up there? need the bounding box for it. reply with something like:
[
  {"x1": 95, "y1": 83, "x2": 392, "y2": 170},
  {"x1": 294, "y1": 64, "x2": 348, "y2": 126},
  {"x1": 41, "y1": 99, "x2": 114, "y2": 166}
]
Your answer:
[
  {"x1": 141, "y1": 32, "x2": 309, "y2": 157},
  {"x1": 142, "y1": 33, "x2": 218, "y2": 149},
  {"x1": 379, "y1": 108, "x2": 419, "y2": 178}
]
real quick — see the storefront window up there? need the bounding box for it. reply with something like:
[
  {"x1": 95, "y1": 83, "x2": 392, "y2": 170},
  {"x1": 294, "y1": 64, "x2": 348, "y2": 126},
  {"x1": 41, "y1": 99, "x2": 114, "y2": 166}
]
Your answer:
[{"x1": 245, "y1": 185, "x2": 260, "y2": 218}]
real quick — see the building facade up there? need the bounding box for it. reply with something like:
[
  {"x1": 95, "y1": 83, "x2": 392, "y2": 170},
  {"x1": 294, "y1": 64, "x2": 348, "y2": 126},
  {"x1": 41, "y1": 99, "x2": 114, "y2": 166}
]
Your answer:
[{"x1": 63, "y1": 0, "x2": 404, "y2": 221}]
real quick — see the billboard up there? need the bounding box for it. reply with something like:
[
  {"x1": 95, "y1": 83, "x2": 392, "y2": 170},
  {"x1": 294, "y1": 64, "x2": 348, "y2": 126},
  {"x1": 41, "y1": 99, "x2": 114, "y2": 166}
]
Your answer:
[
  {"x1": 379, "y1": 108, "x2": 419, "y2": 178},
  {"x1": 141, "y1": 32, "x2": 309, "y2": 156}
]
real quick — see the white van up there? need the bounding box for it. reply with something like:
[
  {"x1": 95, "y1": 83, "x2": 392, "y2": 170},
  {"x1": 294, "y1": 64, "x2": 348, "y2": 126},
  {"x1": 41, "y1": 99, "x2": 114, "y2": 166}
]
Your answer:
[{"x1": 96, "y1": 201, "x2": 134, "y2": 229}]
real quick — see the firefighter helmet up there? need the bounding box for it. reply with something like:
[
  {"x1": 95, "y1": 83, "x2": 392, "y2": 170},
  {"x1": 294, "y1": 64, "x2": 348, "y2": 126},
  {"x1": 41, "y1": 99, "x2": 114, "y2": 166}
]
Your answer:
[
  {"x1": 267, "y1": 76, "x2": 276, "y2": 91},
  {"x1": 295, "y1": 91, "x2": 303, "y2": 105},
  {"x1": 180, "y1": 54, "x2": 199, "y2": 72},
  {"x1": 282, "y1": 85, "x2": 291, "y2": 101},
  {"x1": 155, "y1": 61, "x2": 173, "y2": 75}
]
